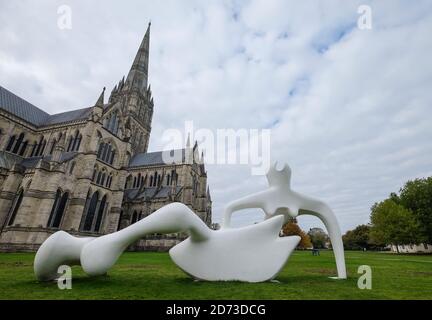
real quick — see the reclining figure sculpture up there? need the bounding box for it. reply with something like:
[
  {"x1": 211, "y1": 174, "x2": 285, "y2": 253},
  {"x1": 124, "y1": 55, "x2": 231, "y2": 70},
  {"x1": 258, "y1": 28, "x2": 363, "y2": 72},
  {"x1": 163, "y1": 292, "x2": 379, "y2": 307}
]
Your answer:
[{"x1": 34, "y1": 162, "x2": 346, "y2": 282}]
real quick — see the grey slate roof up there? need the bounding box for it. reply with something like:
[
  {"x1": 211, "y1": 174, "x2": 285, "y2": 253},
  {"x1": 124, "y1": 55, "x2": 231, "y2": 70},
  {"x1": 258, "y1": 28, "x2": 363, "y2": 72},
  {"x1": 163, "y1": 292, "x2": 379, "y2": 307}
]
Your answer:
[
  {"x1": 18, "y1": 152, "x2": 78, "y2": 169},
  {"x1": 0, "y1": 150, "x2": 78, "y2": 170},
  {"x1": 124, "y1": 186, "x2": 182, "y2": 201},
  {"x1": 0, "y1": 86, "x2": 49, "y2": 126},
  {"x1": 0, "y1": 85, "x2": 93, "y2": 127},
  {"x1": 44, "y1": 107, "x2": 93, "y2": 125},
  {"x1": 129, "y1": 149, "x2": 187, "y2": 167}
]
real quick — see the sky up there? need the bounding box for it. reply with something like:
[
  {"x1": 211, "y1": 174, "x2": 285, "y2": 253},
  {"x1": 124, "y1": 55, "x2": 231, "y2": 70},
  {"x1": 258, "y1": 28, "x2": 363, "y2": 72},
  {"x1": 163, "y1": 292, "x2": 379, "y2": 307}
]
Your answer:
[{"x1": 1, "y1": 0, "x2": 431, "y2": 233}]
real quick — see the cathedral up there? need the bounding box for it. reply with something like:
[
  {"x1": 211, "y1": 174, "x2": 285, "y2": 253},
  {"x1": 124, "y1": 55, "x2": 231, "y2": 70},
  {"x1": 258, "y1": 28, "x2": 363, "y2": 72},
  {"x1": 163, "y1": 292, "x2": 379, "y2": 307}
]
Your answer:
[{"x1": 0, "y1": 24, "x2": 212, "y2": 252}]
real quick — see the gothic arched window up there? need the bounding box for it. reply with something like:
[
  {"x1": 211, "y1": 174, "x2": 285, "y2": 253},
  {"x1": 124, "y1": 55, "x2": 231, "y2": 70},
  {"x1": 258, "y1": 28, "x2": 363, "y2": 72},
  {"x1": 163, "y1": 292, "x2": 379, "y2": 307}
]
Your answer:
[
  {"x1": 102, "y1": 143, "x2": 110, "y2": 162},
  {"x1": 75, "y1": 134, "x2": 82, "y2": 151},
  {"x1": 34, "y1": 136, "x2": 46, "y2": 157},
  {"x1": 30, "y1": 140, "x2": 37, "y2": 157},
  {"x1": 39, "y1": 139, "x2": 46, "y2": 156},
  {"x1": 12, "y1": 133, "x2": 25, "y2": 154},
  {"x1": 66, "y1": 131, "x2": 81, "y2": 152},
  {"x1": 131, "y1": 211, "x2": 138, "y2": 224},
  {"x1": 109, "y1": 149, "x2": 116, "y2": 165},
  {"x1": 19, "y1": 141, "x2": 28, "y2": 156},
  {"x1": 5, "y1": 135, "x2": 16, "y2": 152},
  {"x1": 48, "y1": 190, "x2": 69, "y2": 228},
  {"x1": 82, "y1": 191, "x2": 99, "y2": 231},
  {"x1": 96, "y1": 171, "x2": 102, "y2": 185},
  {"x1": 49, "y1": 139, "x2": 57, "y2": 155},
  {"x1": 97, "y1": 142, "x2": 105, "y2": 159},
  {"x1": 106, "y1": 174, "x2": 113, "y2": 188},
  {"x1": 7, "y1": 189, "x2": 24, "y2": 226},
  {"x1": 153, "y1": 172, "x2": 158, "y2": 187},
  {"x1": 47, "y1": 190, "x2": 61, "y2": 227},
  {"x1": 94, "y1": 195, "x2": 107, "y2": 232},
  {"x1": 66, "y1": 136, "x2": 73, "y2": 152}
]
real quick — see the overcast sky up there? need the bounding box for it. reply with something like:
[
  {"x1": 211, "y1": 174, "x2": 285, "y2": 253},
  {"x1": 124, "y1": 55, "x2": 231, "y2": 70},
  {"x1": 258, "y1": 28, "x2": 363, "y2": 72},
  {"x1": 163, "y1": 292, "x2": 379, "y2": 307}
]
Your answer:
[{"x1": 1, "y1": 0, "x2": 431, "y2": 233}]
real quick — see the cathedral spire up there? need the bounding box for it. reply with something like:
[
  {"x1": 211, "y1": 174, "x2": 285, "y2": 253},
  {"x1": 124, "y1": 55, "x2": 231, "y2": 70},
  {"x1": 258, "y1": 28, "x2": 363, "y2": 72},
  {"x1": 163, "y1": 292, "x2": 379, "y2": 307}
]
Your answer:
[
  {"x1": 95, "y1": 87, "x2": 105, "y2": 107},
  {"x1": 125, "y1": 22, "x2": 151, "y2": 93}
]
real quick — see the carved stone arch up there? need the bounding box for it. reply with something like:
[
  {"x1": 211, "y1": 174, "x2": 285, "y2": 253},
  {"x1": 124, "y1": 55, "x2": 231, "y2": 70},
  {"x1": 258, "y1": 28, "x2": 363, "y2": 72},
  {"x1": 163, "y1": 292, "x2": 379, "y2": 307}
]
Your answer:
[
  {"x1": 49, "y1": 138, "x2": 57, "y2": 155},
  {"x1": 100, "y1": 136, "x2": 120, "y2": 152}
]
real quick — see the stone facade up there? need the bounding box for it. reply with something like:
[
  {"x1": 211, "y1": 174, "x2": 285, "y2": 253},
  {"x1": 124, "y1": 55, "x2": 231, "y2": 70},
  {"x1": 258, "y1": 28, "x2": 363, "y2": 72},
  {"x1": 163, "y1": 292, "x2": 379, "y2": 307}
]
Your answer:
[{"x1": 0, "y1": 24, "x2": 212, "y2": 252}]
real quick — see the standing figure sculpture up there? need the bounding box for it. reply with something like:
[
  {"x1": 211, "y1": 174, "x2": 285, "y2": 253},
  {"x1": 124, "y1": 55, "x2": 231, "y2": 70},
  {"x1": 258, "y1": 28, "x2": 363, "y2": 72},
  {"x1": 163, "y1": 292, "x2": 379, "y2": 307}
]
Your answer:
[
  {"x1": 34, "y1": 162, "x2": 346, "y2": 282},
  {"x1": 223, "y1": 162, "x2": 346, "y2": 279}
]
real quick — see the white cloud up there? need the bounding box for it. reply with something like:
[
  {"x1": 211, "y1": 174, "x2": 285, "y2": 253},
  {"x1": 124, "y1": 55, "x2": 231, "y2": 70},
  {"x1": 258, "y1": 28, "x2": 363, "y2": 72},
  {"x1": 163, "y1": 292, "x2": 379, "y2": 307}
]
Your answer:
[{"x1": 1, "y1": 0, "x2": 431, "y2": 233}]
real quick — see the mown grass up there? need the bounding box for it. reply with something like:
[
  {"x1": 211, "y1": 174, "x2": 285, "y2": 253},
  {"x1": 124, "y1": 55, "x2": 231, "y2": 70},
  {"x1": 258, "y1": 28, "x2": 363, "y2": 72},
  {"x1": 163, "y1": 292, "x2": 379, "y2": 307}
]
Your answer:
[{"x1": 0, "y1": 251, "x2": 431, "y2": 299}]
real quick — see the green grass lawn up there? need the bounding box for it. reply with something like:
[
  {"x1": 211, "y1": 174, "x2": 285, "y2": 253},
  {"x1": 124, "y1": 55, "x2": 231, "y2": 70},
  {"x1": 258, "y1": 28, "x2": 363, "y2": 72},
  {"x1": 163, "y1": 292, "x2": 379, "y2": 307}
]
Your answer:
[{"x1": 0, "y1": 250, "x2": 431, "y2": 300}]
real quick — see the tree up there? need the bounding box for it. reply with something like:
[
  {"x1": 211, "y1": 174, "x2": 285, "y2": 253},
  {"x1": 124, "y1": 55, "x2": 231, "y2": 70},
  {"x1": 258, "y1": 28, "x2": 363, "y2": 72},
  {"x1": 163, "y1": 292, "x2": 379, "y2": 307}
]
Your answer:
[
  {"x1": 343, "y1": 224, "x2": 387, "y2": 250},
  {"x1": 398, "y1": 177, "x2": 432, "y2": 244},
  {"x1": 282, "y1": 221, "x2": 312, "y2": 249},
  {"x1": 343, "y1": 224, "x2": 372, "y2": 250},
  {"x1": 307, "y1": 228, "x2": 329, "y2": 249},
  {"x1": 369, "y1": 199, "x2": 423, "y2": 251}
]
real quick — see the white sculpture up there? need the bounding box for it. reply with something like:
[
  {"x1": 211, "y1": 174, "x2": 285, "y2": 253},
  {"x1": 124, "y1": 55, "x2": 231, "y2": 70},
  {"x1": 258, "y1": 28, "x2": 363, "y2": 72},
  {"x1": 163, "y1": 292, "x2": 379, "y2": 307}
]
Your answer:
[
  {"x1": 35, "y1": 202, "x2": 300, "y2": 282},
  {"x1": 34, "y1": 162, "x2": 346, "y2": 282},
  {"x1": 223, "y1": 162, "x2": 346, "y2": 279}
]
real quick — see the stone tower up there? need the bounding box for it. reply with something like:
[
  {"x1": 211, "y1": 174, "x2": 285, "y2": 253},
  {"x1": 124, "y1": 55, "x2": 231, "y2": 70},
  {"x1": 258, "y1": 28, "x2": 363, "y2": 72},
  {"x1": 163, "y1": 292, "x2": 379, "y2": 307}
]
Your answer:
[
  {"x1": 0, "y1": 23, "x2": 212, "y2": 253},
  {"x1": 109, "y1": 23, "x2": 153, "y2": 155}
]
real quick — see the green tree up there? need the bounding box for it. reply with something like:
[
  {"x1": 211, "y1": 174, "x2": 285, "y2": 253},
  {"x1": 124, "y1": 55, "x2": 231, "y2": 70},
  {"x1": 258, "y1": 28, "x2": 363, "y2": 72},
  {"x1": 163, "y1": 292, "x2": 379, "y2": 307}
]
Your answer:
[
  {"x1": 343, "y1": 224, "x2": 371, "y2": 250},
  {"x1": 369, "y1": 199, "x2": 423, "y2": 251},
  {"x1": 398, "y1": 177, "x2": 432, "y2": 244},
  {"x1": 307, "y1": 228, "x2": 329, "y2": 249},
  {"x1": 282, "y1": 221, "x2": 312, "y2": 249}
]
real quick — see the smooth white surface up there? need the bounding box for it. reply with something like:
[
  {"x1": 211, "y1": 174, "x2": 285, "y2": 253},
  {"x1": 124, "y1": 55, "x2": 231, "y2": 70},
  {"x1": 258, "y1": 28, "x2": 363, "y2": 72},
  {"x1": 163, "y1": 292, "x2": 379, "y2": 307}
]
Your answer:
[
  {"x1": 170, "y1": 214, "x2": 300, "y2": 282},
  {"x1": 34, "y1": 231, "x2": 94, "y2": 281},
  {"x1": 222, "y1": 162, "x2": 347, "y2": 279},
  {"x1": 81, "y1": 203, "x2": 300, "y2": 282},
  {"x1": 35, "y1": 203, "x2": 299, "y2": 282}
]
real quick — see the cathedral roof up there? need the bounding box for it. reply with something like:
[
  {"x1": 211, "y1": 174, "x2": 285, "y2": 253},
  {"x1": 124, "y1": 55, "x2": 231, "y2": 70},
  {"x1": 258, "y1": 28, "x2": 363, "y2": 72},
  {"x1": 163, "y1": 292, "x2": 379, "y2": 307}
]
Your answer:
[
  {"x1": 43, "y1": 107, "x2": 93, "y2": 126},
  {"x1": 129, "y1": 149, "x2": 187, "y2": 167},
  {"x1": 0, "y1": 85, "x2": 49, "y2": 126},
  {"x1": 0, "y1": 85, "x2": 93, "y2": 127}
]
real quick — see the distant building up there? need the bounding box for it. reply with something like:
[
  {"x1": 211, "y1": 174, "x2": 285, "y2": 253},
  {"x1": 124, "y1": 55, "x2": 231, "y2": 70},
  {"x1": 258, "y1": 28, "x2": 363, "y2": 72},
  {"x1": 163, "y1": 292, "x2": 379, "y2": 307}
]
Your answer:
[
  {"x1": 0, "y1": 24, "x2": 212, "y2": 252},
  {"x1": 390, "y1": 244, "x2": 432, "y2": 254}
]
